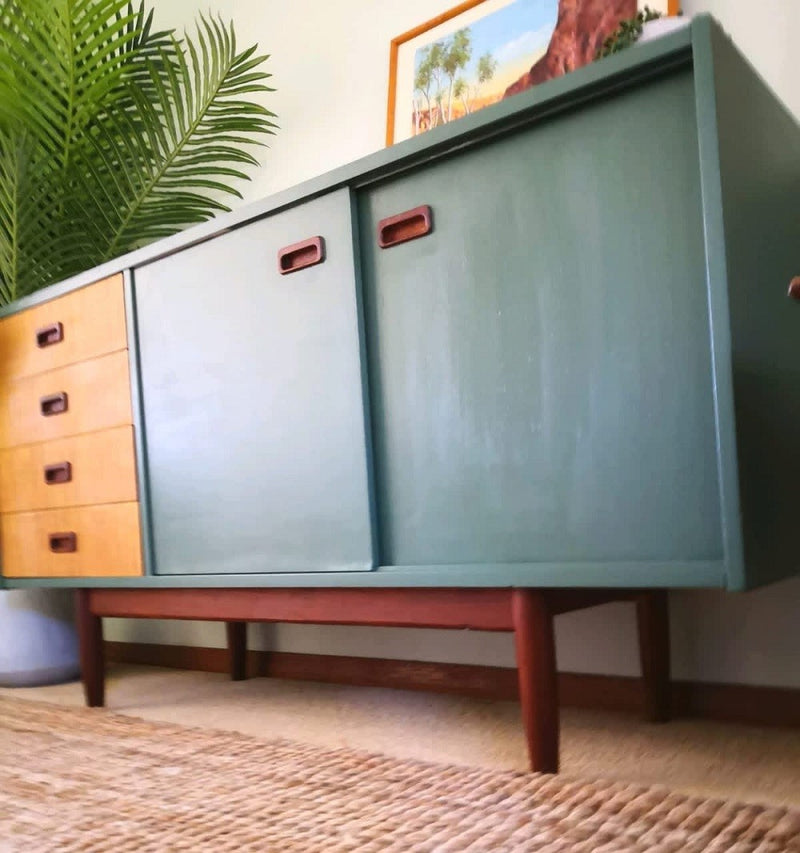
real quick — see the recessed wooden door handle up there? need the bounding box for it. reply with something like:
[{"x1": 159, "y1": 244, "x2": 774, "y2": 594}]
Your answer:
[
  {"x1": 36, "y1": 322, "x2": 64, "y2": 348},
  {"x1": 278, "y1": 236, "x2": 325, "y2": 274},
  {"x1": 49, "y1": 531, "x2": 77, "y2": 553},
  {"x1": 40, "y1": 392, "x2": 68, "y2": 416},
  {"x1": 378, "y1": 205, "x2": 432, "y2": 248},
  {"x1": 788, "y1": 276, "x2": 800, "y2": 300},
  {"x1": 44, "y1": 461, "x2": 72, "y2": 485}
]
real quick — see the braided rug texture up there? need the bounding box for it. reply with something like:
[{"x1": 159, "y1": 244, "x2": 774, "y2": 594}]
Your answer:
[{"x1": 0, "y1": 696, "x2": 797, "y2": 852}]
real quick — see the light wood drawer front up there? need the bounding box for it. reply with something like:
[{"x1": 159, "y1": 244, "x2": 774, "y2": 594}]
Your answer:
[
  {"x1": 0, "y1": 426, "x2": 137, "y2": 512},
  {"x1": 1, "y1": 502, "x2": 142, "y2": 577},
  {"x1": 0, "y1": 275, "x2": 127, "y2": 381},
  {"x1": 0, "y1": 350, "x2": 132, "y2": 448}
]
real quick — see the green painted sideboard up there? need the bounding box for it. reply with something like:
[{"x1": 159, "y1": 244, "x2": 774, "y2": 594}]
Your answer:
[
  {"x1": 2, "y1": 15, "x2": 798, "y2": 774},
  {"x1": 1, "y1": 15, "x2": 798, "y2": 593}
]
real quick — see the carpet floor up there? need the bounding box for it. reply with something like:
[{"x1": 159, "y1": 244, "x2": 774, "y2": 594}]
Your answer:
[
  {"x1": 0, "y1": 694, "x2": 798, "y2": 852},
  {"x1": 3, "y1": 665, "x2": 799, "y2": 810}
]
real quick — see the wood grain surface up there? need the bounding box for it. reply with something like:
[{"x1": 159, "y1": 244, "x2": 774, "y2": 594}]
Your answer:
[
  {"x1": 0, "y1": 275, "x2": 126, "y2": 380},
  {"x1": 1, "y1": 502, "x2": 142, "y2": 577}
]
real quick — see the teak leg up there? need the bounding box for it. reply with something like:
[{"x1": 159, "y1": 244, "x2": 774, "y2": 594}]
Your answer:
[
  {"x1": 76, "y1": 589, "x2": 105, "y2": 707},
  {"x1": 636, "y1": 590, "x2": 671, "y2": 722},
  {"x1": 512, "y1": 589, "x2": 559, "y2": 773},
  {"x1": 226, "y1": 621, "x2": 247, "y2": 681}
]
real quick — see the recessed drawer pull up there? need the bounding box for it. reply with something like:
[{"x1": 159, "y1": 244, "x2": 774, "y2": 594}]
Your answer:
[
  {"x1": 278, "y1": 236, "x2": 325, "y2": 274},
  {"x1": 378, "y1": 205, "x2": 433, "y2": 249},
  {"x1": 40, "y1": 391, "x2": 68, "y2": 416},
  {"x1": 49, "y1": 531, "x2": 77, "y2": 553},
  {"x1": 44, "y1": 461, "x2": 72, "y2": 485},
  {"x1": 36, "y1": 322, "x2": 64, "y2": 348}
]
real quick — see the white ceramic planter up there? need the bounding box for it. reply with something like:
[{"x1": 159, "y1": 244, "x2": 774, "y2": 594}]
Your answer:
[
  {"x1": 638, "y1": 16, "x2": 692, "y2": 44},
  {"x1": 0, "y1": 590, "x2": 79, "y2": 686}
]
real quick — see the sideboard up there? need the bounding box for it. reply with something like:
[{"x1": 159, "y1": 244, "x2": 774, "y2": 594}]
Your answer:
[{"x1": 1, "y1": 17, "x2": 797, "y2": 772}]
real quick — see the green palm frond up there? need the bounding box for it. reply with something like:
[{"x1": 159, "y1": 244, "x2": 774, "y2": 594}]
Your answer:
[
  {"x1": 0, "y1": 0, "x2": 141, "y2": 165},
  {"x1": 0, "y1": 128, "x2": 86, "y2": 302},
  {"x1": 0, "y1": 1, "x2": 275, "y2": 303},
  {"x1": 91, "y1": 15, "x2": 276, "y2": 260}
]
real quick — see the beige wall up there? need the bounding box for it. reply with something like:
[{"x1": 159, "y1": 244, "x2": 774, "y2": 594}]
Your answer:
[{"x1": 108, "y1": 0, "x2": 800, "y2": 688}]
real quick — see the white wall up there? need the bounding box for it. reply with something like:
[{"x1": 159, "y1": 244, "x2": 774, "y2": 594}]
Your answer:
[{"x1": 109, "y1": 0, "x2": 800, "y2": 688}]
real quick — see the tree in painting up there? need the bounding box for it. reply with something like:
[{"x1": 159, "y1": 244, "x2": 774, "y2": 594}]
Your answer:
[
  {"x1": 454, "y1": 51, "x2": 498, "y2": 117},
  {"x1": 413, "y1": 29, "x2": 478, "y2": 132},
  {"x1": 442, "y1": 29, "x2": 472, "y2": 122}
]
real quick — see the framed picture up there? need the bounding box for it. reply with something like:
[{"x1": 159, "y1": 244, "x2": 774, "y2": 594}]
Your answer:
[{"x1": 386, "y1": 0, "x2": 679, "y2": 145}]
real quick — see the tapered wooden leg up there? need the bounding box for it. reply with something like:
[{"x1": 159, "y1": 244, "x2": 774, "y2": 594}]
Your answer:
[
  {"x1": 512, "y1": 589, "x2": 559, "y2": 773},
  {"x1": 636, "y1": 590, "x2": 671, "y2": 722},
  {"x1": 75, "y1": 589, "x2": 105, "y2": 707},
  {"x1": 226, "y1": 621, "x2": 247, "y2": 681}
]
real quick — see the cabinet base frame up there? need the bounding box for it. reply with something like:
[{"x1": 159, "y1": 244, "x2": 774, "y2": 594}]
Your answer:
[{"x1": 75, "y1": 586, "x2": 670, "y2": 774}]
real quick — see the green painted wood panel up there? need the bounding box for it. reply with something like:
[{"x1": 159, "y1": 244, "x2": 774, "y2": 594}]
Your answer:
[
  {"x1": 703, "y1": 21, "x2": 800, "y2": 589},
  {"x1": 124, "y1": 271, "x2": 155, "y2": 578},
  {"x1": 5, "y1": 559, "x2": 725, "y2": 590},
  {"x1": 360, "y1": 69, "x2": 724, "y2": 574},
  {"x1": 133, "y1": 189, "x2": 375, "y2": 574}
]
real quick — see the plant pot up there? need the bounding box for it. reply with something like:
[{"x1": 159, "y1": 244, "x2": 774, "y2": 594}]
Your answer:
[
  {"x1": 0, "y1": 589, "x2": 80, "y2": 686},
  {"x1": 637, "y1": 16, "x2": 692, "y2": 45}
]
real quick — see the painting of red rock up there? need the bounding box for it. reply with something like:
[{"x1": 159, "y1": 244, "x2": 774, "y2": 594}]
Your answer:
[{"x1": 408, "y1": 0, "x2": 638, "y2": 138}]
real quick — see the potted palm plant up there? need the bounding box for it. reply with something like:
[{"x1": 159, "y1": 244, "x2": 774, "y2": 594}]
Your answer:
[
  {"x1": 0, "y1": 0, "x2": 276, "y2": 684},
  {"x1": 0, "y1": 0, "x2": 277, "y2": 303}
]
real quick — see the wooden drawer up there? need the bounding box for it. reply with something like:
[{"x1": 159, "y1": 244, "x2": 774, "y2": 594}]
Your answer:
[
  {"x1": 1, "y1": 502, "x2": 142, "y2": 577},
  {"x1": 0, "y1": 426, "x2": 137, "y2": 512},
  {"x1": 0, "y1": 275, "x2": 127, "y2": 382},
  {"x1": 0, "y1": 350, "x2": 133, "y2": 448}
]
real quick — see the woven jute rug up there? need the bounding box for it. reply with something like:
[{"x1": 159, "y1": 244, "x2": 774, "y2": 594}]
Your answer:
[{"x1": 0, "y1": 696, "x2": 797, "y2": 852}]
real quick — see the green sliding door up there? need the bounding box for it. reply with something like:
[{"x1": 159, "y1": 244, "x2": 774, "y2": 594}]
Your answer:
[
  {"x1": 134, "y1": 189, "x2": 375, "y2": 575},
  {"x1": 359, "y1": 70, "x2": 724, "y2": 574}
]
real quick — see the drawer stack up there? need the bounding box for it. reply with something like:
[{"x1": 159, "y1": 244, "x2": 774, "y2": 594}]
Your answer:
[{"x1": 0, "y1": 275, "x2": 143, "y2": 577}]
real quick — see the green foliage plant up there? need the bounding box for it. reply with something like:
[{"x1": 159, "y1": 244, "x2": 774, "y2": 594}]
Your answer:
[
  {"x1": 595, "y1": 6, "x2": 663, "y2": 60},
  {"x1": 0, "y1": 0, "x2": 277, "y2": 305}
]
